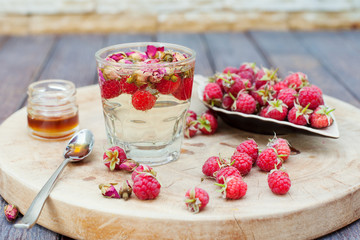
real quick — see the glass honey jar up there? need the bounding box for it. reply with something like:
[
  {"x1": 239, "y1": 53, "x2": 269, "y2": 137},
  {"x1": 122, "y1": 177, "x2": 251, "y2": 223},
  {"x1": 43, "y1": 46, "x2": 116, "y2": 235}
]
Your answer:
[{"x1": 27, "y1": 80, "x2": 79, "y2": 140}]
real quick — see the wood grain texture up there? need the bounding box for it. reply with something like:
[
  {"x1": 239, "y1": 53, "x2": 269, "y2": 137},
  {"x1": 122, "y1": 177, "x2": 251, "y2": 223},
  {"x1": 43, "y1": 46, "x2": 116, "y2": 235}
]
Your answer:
[
  {"x1": 341, "y1": 31, "x2": 360, "y2": 52},
  {"x1": 249, "y1": 31, "x2": 360, "y2": 108},
  {"x1": 38, "y1": 34, "x2": 105, "y2": 87},
  {"x1": 0, "y1": 35, "x2": 55, "y2": 122},
  {"x1": 106, "y1": 33, "x2": 154, "y2": 46},
  {"x1": 204, "y1": 33, "x2": 268, "y2": 72},
  {"x1": 157, "y1": 33, "x2": 214, "y2": 76},
  {"x1": 295, "y1": 31, "x2": 360, "y2": 102},
  {"x1": 1, "y1": 81, "x2": 360, "y2": 240}
]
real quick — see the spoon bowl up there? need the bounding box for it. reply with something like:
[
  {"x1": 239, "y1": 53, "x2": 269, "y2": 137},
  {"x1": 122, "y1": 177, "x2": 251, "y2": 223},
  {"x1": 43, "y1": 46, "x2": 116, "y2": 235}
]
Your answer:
[{"x1": 14, "y1": 129, "x2": 94, "y2": 229}]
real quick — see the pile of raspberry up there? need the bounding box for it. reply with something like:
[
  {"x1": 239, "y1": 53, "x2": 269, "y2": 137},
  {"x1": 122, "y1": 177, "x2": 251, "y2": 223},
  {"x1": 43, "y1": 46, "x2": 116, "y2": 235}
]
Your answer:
[
  {"x1": 184, "y1": 109, "x2": 218, "y2": 138},
  {"x1": 98, "y1": 45, "x2": 194, "y2": 111},
  {"x1": 203, "y1": 63, "x2": 335, "y2": 129},
  {"x1": 202, "y1": 136, "x2": 292, "y2": 202}
]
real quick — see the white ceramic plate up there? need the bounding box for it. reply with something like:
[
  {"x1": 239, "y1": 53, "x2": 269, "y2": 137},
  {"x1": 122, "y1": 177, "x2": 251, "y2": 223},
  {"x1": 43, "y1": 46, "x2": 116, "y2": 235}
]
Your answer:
[{"x1": 195, "y1": 75, "x2": 339, "y2": 138}]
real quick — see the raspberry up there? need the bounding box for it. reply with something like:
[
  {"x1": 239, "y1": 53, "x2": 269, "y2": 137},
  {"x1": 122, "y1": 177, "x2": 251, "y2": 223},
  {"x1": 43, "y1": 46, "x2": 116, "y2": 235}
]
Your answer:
[
  {"x1": 132, "y1": 174, "x2": 161, "y2": 200},
  {"x1": 310, "y1": 84, "x2": 323, "y2": 96},
  {"x1": 232, "y1": 92, "x2": 256, "y2": 114},
  {"x1": 251, "y1": 84, "x2": 276, "y2": 106},
  {"x1": 235, "y1": 139, "x2": 258, "y2": 164},
  {"x1": 239, "y1": 62, "x2": 257, "y2": 83},
  {"x1": 202, "y1": 156, "x2": 224, "y2": 177},
  {"x1": 298, "y1": 86, "x2": 324, "y2": 110},
  {"x1": 273, "y1": 81, "x2": 288, "y2": 95},
  {"x1": 268, "y1": 137, "x2": 291, "y2": 162},
  {"x1": 222, "y1": 94, "x2": 234, "y2": 110},
  {"x1": 287, "y1": 103, "x2": 313, "y2": 126},
  {"x1": 198, "y1": 112, "x2": 218, "y2": 135},
  {"x1": 132, "y1": 165, "x2": 156, "y2": 181},
  {"x1": 184, "y1": 187, "x2": 209, "y2": 213},
  {"x1": 230, "y1": 152, "x2": 253, "y2": 176},
  {"x1": 257, "y1": 148, "x2": 282, "y2": 172},
  {"x1": 103, "y1": 146, "x2": 127, "y2": 171},
  {"x1": 216, "y1": 177, "x2": 247, "y2": 200},
  {"x1": 223, "y1": 75, "x2": 245, "y2": 97},
  {"x1": 100, "y1": 79, "x2": 122, "y2": 99},
  {"x1": 203, "y1": 83, "x2": 223, "y2": 107},
  {"x1": 284, "y1": 72, "x2": 308, "y2": 91},
  {"x1": 254, "y1": 67, "x2": 279, "y2": 89},
  {"x1": 172, "y1": 77, "x2": 193, "y2": 100},
  {"x1": 215, "y1": 166, "x2": 242, "y2": 184},
  {"x1": 260, "y1": 99, "x2": 288, "y2": 121},
  {"x1": 268, "y1": 168, "x2": 291, "y2": 195},
  {"x1": 186, "y1": 110, "x2": 197, "y2": 119},
  {"x1": 131, "y1": 90, "x2": 157, "y2": 111},
  {"x1": 156, "y1": 74, "x2": 181, "y2": 94},
  {"x1": 310, "y1": 105, "x2": 335, "y2": 129},
  {"x1": 223, "y1": 66, "x2": 239, "y2": 74},
  {"x1": 277, "y1": 88, "x2": 297, "y2": 109},
  {"x1": 120, "y1": 77, "x2": 140, "y2": 94},
  {"x1": 184, "y1": 116, "x2": 199, "y2": 138}
]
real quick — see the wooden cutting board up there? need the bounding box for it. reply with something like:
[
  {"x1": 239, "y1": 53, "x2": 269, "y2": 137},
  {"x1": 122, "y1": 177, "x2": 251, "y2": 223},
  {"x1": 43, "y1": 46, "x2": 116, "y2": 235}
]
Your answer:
[{"x1": 1, "y1": 78, "x2": 360, "y2": 240}]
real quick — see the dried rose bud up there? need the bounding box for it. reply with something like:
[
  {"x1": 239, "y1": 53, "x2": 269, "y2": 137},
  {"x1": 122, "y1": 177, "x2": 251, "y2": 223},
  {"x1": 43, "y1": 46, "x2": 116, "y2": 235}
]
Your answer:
[
  {"x1": 119, "y1": 159, "x2": 139, "y2": 172},
  {"x1": 99, "y1": 183, "x2": 120, "y2": 199},
  {"x1": 4, "y1": 204, "x2": 19, "y2": 222},
  {"x1": 103, "y1": 66, "x2": 120, "y2": 80},
  {"x1": 146, "y1": 45, "x2": 164, "y2": 59},
  {"x1": 119, "y1": 180, "x2": 132, "y2": 200}
]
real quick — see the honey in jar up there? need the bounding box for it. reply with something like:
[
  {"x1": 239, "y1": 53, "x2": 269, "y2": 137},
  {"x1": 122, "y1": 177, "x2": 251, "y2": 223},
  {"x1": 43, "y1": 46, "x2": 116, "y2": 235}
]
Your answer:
[{"x1": 27, "y1": 80, "x2": 79, "y2": 140}]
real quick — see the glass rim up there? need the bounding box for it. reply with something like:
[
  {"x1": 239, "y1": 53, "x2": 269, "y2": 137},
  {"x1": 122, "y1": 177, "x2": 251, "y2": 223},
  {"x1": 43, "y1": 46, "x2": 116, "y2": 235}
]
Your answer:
[
  {"x1": 95, "y1": 42, "x2": 196, "y2": 68},
  {"x1": 28, "y1": 79, "x2": 76, "y2": 96}
]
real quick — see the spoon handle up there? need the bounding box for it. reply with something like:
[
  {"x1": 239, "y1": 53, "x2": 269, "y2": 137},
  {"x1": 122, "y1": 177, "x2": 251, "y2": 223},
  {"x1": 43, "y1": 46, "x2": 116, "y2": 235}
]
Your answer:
[{"x1": 14, "y1": 158, "x2": 71, "y2": 229}]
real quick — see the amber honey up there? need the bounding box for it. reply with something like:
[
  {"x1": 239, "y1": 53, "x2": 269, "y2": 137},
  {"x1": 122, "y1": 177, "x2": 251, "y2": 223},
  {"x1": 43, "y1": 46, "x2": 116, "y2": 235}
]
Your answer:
[{"x1": 27, "y1": 80, "x2": 79, "y2": 140}]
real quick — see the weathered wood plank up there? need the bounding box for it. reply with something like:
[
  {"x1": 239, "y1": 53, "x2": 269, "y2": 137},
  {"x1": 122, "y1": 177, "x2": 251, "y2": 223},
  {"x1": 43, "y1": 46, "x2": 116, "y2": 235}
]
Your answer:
[
  {"x1": 106, "y1": 33, "x2": 154, "y2": 46},
  {"x1": 0, "y1": 197, "x2": 59, "y2": 240},
  {"x1": 295, "y1": 31, "x2": 360, "y2": 103},
  {"x1": 319, "y1": 219, "x2": 360, "y2": 240},
  {"x1": 38, "y1": 34, "x2": 105, "y2": 87},
  {"x1": 0, "y1": 35, "x2": 8, "y2": 49},
  {"x1": 204, "y1": 32, "x2": 269, "y2": 73},
  {"x1": 157, "y1": 33, "x2": 214, "y2": 76},
  {"x1": 341, "y1": 31, "x2": 360, "y2": 52},
  {"x1": 0, "y1": 35, "x2": 55, "y2": 123},
  {"x1": 249, "y1": 31, "x2": 360, "y2": 108}
]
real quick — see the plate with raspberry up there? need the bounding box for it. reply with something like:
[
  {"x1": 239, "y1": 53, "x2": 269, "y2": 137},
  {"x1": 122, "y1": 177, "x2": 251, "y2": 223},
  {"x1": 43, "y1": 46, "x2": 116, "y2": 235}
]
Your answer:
[{"x1": 196, "y1": 70, "x2": 339, "y2": 138}]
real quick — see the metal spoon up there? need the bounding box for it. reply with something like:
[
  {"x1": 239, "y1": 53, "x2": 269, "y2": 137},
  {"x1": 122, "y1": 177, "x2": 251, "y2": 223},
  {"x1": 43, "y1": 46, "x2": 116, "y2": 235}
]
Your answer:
[{"x1": 14, "y1": 129, "x2": 94, "y2": 229}]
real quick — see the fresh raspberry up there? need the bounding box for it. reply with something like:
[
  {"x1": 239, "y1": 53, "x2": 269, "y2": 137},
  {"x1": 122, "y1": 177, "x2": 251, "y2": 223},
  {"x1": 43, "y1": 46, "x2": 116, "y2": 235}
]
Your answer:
[
  {"x1": 230, "y1": 152, "x2": 253, "y2": 176},
  {"x1": 254, "y1": 68, "x2": 279, "y2": 89},
  {"x1": 268, "y1": 168, "x2": 291, "y2": 195},
  {"x1": 184, "y1": 187, "x2": 209, "y2": 213},
  {"x1": 132, "y1": 174, "x2": 161, "y2": 200},
  {"x1": 284, "y1": 72, "x2": 308, "y2": 91},
  {"x1": 223, "y1": 66, "x2": 239, "y2": 74},
  {"x1": 287, "y1": 103, "x2": 313, "y2": 126},
  {"x1": 186, "y1": 110, "x2": 197, "y2": 119},
  {"x1": 238, "y1": 70, "x2": 255, "y2": 84},
  {"x1": 131, "y1": 165, "x2": 156, "y2": 181},
  {"x1": 310, "y1": 105, "x2": 335, "y2": 129},
  {"x1": 260, "y1": 99, "x2": 288, "y2": 121},
  {"x1": 298, "y1": 86, "x2": 324, "y2": 110},
  {"x1": 100, "y1": 79, "x2": 122, "y2": 99},
  {"x1": 131, "y1": 90, "x2": 157, "y2": 111},
  {"x1": 257, "y1": 148, "x2": 282, "y2": 172},
  {"x1": 202, "y1": 156, "x2": 224, "y2": 177},
  {"x1": 103, "y1": 146, "x2": 127, "y2": 171},
  {"x1": 277, "y1": 88, "x2": 297, "y2": 109},
  {"x1": 215, "y1": 166, "x2": 242, "y2": 184},
  {"x1": 216, "y1": 177, "x2": 247, "y2": 200},
  {"x1": 222, "y1": 94, "x2": 234, "y2": 110},
  {"x1": 184, "y1": 116, "x2": 199, "y2": 138},
  {"x1": 156, "y1": 74, "x2": 181, "y2": 94},
  {"x1": 198, "y1": 112, "x2": 218, "y2": 135},
  {"x1": 235, "y1": 139, "x2": 258, "y2": 164},
  {"x1": 273, "y1": 81, "x2": 288, "y2": 95},
  {"x1": 268, "y1": 137, "x2": 291, "y2": 162},
  {"x1": 223, "y1": 75, "x2": 245, "y2": 97},
  {"x1": 203, "y1": 83, "x2": 223, "y2": 106},
  {"x1": 310, "y1": 84, "x2": 323, "y2": 96},
  {"x1": 232, "y1": 92, "x2": 256, "y2": 114},
  {"x1": 251, "y1": 84, "x2": 276, "y2": 106},
  {"x1": 241, "y1": 78, "x2": 252, "y2": 90},
  {"x1": 172, "y1": 77, "x2": 193, "y2": 100}
]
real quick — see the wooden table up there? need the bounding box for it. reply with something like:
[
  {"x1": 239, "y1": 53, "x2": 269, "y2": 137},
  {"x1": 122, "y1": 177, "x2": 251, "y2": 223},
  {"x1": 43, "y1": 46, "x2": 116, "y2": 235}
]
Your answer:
[{"x1": 0, "y1": 32, "x2": 359, "y2": 240}]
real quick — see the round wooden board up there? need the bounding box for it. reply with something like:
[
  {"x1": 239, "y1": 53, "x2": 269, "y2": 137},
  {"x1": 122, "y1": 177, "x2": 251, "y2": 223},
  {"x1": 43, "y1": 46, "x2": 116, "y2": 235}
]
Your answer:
[{"x1": 1, "y1": 79, "x2": 360, "y2": 240}]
